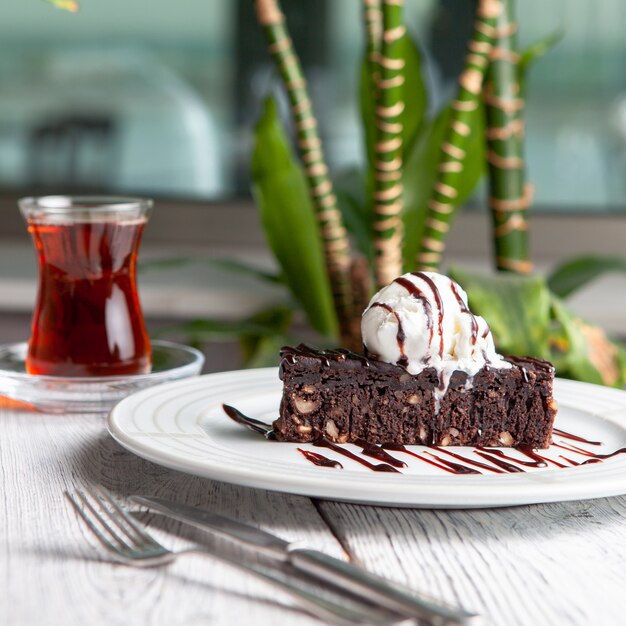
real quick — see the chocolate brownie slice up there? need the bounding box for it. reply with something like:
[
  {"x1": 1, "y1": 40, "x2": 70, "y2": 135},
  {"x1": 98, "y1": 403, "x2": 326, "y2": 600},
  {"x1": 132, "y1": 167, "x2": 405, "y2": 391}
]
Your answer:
[{"x1": 274, "y1": 345, "x2": 557, "y2": 449}]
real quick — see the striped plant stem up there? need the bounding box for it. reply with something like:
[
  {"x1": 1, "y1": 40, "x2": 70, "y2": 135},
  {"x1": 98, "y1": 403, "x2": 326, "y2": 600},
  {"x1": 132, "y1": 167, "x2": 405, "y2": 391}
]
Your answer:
[
  {"x1": 254, "y1": 0, "x2": 354, "y2": 338},
  {"x1": 484, "y1": 0, "x2": 533, "y2": 274},
  {"x1": 416, "y1": 0, "x2": 502, "y2": 272},
  {"x1": 373, "y1": 0, "x2": 405, "y2": 288},
  {"x1": 346, "y1": 257, "x2": 372, "y2": 350},
  {"x1": 363, "y1": 0, "x2": 383, "y2": 90}
]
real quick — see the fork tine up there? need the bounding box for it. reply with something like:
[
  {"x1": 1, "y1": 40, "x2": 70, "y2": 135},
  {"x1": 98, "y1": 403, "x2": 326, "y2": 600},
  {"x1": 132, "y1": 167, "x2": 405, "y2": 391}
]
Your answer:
[
  {"x1": 94, "y1": 487, "x2": 159, "y2": 547},
  {"x1": 82, "y1": 486, "x2": 147, "y2": 550},
  {"x1": 74, "y1": 489, "x2": 136, "y2": 550},
  {"x1": 64, "y1": 491, "x2": 127, "y2": 558},
  {"x1": 66, "y1": 491, "x2": 407, "y2": 624}
]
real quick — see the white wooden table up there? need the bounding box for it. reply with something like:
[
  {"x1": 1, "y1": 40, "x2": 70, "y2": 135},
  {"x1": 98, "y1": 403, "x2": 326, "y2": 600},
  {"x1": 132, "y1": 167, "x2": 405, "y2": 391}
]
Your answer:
[{"x1": 2, "y1": 400, "x2": 626, "y2": 626}]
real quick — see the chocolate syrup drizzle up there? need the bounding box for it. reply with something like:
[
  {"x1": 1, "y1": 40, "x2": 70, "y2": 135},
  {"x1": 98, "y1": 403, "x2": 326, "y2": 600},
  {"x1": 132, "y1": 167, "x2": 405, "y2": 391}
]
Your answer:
[
  {"x1": 473, "y1": 450, "x2": 524, "y2": 473},
  {"x1": 355, "y1": 439, "x2": 407, "y2": 468},
  {"x1": 364, "y1": 273, "x2": 485, "y2": 369},
  {"x1": 280, "y1": 345, "x2": 371, "y2": 369},
  {"x1": 553, "y1": 441, "x2": 626, "y2": 461},
  {"x1": 476, "y1": 447, "x2": 548, "y2": 469},
  {"x1": 222, "y1": 405, "x2": 623, "y2": 476},
  {"x1": 222, "y1": 404, "x2": 275, "y2": 439},
  {"x1": 553, "y1": 428, "x2": 602, "y2": 446},
  {"x1": 392, "y1": 276, "x2": 434, "y2": 360},
  {"x1": 412, "y1": 272, "x2": 445, "y2": 358},
  {"x1": 406, "y1": 453, "x2": 454, "y2": 473},
  {"x1": 369, "y1": 303, "x2": 408, "y2": 368},
  {"x1": 559, "y1": 455, "x2": 602, "y2": 467},
  {"x1": 424, "y1": 451, "x2": 481, "y2": 475},
  {"x1": 506, "y1": 355, "x2": 555, "y2": 374},
  {"x1": 431, "y1": 446, "x2": 505, "y2": 474},
  {"x1": 314, "y1": 438, "x2": 400, "y2": 473},
  {"x1": 450, "y1": 281, "x2": 479, "y2": 346},
  {"x1": 297, "y1": 448, "x2": 343, "y2": 469}
]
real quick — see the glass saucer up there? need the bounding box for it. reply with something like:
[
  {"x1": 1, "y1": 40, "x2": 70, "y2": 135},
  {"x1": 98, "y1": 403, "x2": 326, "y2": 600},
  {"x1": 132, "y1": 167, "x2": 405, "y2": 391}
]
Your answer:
[{"x1": 0, "y1": 340, "x2": 205, "y2": 415}]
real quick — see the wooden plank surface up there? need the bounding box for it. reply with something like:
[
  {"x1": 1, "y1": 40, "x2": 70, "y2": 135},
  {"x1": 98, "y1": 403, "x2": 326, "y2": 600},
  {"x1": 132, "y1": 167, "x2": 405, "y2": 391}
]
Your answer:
[
  {"x1": 0, "y1": 409, "x2": 343, "y2": 626},
  {"x1": 2, "y1": 404, "x2": 626, "y2": 626},
  {"x1": 317, "y1": 499, "x2": 626, "y2": 626}
]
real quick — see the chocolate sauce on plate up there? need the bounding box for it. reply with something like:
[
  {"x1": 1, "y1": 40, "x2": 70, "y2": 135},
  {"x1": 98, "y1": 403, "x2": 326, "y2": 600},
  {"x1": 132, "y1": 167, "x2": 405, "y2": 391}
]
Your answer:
[
  {"x1": 384, "y1": 443, "x2": 482, "y2": 475},
  {"x1": 314, "y1": 438, "x2": 400, "y2": 473},
  {"x1": 223, "y1": 404, "x2": 622, "y2": 477},
  {"x1": 384, "y1": 444, "x2": 461, "y2": 474},
  {"x1": 432, "y1": 446, "x2": 505, "y2": 474},
  {"x1": 222, "y1": 404, "x2": 275, "y2": 438},
  {"x1": 553, "y1": 428, "x2": 602, "y2": 446},
  {"x1": 413, "y1": 453, "x2": 461, "y2": 474},
  {"x1": 554, "y1": 441, "x2": 626, "y2": 461},
  {"x1": 474, "y1": 450, "x2": 525, "y2": 473},
  {"x1": 297, "y1": 448, "x2": 343, "y2": 469},
  {"x1": 424, "y1": 451, "x2": 481, "y2": 474},
  {"x1": 478, "y1": 447, "x2": 548, "y2": 468},
  {"x1": 355, "y1": 439, "x2": 407, "y2": 468},
  {"x1": 518, "y1": 447, "x2": 566, "y2": 468}
]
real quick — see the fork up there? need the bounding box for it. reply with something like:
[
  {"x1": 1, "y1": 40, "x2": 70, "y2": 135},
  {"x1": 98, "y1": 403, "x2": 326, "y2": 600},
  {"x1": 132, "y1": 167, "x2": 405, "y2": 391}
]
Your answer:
[{"x1": 65, "y1": 487, "x2": 412, "y2": 626}]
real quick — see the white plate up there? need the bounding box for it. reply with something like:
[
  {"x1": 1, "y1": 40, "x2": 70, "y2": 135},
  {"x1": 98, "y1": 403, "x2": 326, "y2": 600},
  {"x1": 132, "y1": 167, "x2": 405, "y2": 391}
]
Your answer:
[{"x1": 107, "y1": 368, "x2": 626, "y2": 508}]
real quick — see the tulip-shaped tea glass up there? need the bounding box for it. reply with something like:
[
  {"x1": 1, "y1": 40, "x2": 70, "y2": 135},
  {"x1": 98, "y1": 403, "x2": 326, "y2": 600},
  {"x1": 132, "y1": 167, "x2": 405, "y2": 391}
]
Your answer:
[{"x1": 20, "y1": 196, "x2": 153, "y2": 377}]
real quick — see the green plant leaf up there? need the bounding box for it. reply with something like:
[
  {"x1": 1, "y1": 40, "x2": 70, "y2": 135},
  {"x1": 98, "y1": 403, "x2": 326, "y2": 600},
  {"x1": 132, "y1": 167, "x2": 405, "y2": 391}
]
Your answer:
[
  {"x1": 240, "y1": 334, "x2": 290, "y2": 369},
  {"x1": 615, "y1": 344, "x2": 626, "y2": 385},
  {"x1": 518, "y1": 29, "x2": 563, "y2": 95},
  {"x1": 360, "y1": 32, "x2": 427, "y2": 169},
  {"x1": 519, "y1": 30, "x2": 564, "y2": 74},
  {"x1": 447, "y1": 268, "x2": 626, "y2": 387},
  {"x1": 547, "y1": 255, "x2": 626, "y2": 299},
  {"x1": 548, "y1": 297, "x2": 605, "y2": 385},
  {"x1": 44, "y1": 0, "x2": 79, "y2": 12},
  {"x1": 139, "y1": 256, "x2": 283, "y2": 284},
  {"x1": 402, "y1": 110, "x2": 447, "y2": 271},
  {"x1": 333, "y1": 167, "x2": 374, "y2": 264},
  {"x1": 402, "y1": 103, "x2": 485, "y2": 271},
  {"x1": 153, "y1": 318, "x2": 279, "y2": 343},
  {"x1": 549, "y1": 296, "x2": 626, "y2": 387},
  {"x1": 238, "y1": 306, "x2": 293, "y2": 366},
  {"x1": 448, "y1": 268, "x2": 551, "y2": 359},
  {"x1": 251, "y1": 96, "x2": 338, "y2": 337},
  {"x1": 155, "y1": 305, "x2": 293, "y2": 343}
]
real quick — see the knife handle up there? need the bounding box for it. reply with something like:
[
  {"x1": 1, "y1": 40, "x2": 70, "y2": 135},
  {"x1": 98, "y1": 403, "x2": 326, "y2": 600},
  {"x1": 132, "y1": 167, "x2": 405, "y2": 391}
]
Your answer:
[
  {"x1": 192, "y1": 546, "x2": 409, "y2": 626},
  {"x1": 288, "y1": 548, "x2": 481, "y2": 626}
]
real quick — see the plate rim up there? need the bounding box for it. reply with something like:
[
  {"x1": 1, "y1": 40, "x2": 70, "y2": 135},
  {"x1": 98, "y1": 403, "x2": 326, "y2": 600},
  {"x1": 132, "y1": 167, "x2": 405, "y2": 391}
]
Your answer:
[
  {"x1": 107, "y1": 367, "x2": 626, "y2": 508},
  {"x1": 0, "y1": 339, "x2": 205, "y2": 383},
  {"x1": 0, "y1": 340, "x2": 205, "y2": 414}
]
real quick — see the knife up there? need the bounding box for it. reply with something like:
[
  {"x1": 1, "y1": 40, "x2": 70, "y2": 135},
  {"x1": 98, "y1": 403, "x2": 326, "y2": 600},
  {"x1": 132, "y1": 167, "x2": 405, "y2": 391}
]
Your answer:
[{"x1": 131, "y1": 495, "x2": 481, "y2": 626}]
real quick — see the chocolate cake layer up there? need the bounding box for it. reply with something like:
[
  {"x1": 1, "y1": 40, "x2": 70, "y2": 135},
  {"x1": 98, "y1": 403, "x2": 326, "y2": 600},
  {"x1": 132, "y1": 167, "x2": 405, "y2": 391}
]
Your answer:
[{"x1": 274, "y1": 345, "x2": 557, "y2": 449}]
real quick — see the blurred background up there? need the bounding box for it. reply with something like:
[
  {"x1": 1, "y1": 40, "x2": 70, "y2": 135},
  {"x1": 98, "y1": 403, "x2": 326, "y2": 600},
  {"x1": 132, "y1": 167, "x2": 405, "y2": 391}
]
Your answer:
[
  {"x1": 1, "y1": 0, "x2": 626, "y2": 370},
  {"x1": 0, "y1": 0, "x2": 624, "y2": 208}
]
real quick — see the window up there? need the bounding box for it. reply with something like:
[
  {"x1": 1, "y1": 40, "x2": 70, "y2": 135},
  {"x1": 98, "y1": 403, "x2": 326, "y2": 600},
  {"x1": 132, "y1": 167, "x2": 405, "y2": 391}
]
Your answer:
[{"x1": 0, "y1": 0, "x2": 624, "y2": 211}]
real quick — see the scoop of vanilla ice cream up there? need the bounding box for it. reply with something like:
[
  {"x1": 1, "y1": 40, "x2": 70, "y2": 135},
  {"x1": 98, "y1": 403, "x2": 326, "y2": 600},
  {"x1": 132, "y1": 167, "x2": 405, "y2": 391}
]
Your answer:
[{"x1": 361, "y1": 271, "x2": 509, "y2": 377}]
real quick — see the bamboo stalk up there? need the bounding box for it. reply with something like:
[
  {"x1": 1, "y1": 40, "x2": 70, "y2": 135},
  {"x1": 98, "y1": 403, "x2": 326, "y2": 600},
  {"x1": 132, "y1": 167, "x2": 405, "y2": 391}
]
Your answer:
[
  {"x1": 484, "y1": 0, "x2": 533, "y2": 274},
  {"x1": 363, "y1": 0, "x2": 383, "y2": 91},
  {"x1": 254, "y1": 0, "x2": 355, "y2": 339},
  {"x1": 346, "y1": 256, "x2": 373, "y2": 351},
  {"x1": 416, "y1": 0, "x2": 502, "y2": 272},
  {"x1": 373, "y1": 0, "x2": 406, "y2": 288}
]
